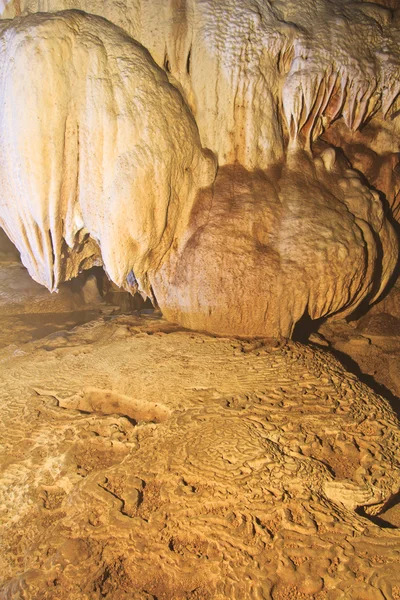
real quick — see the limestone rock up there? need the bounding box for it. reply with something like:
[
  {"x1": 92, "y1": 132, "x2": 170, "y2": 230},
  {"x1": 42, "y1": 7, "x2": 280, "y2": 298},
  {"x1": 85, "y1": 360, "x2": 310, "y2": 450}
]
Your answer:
[
  {"x1": 0, "y1": 250, "x2": 112, "y2": 348},
  {"x1": 0, "y1": 3, "x2": 398, "y2": 337},
  {"x1": 3, "y1": 0, "x2": 400, "y2": 173},
  {"x1": 365, "y1": 276, "x2": 400, "y2": 320},
  {"x1": 152, "y1": 149, "x2": 398, "y2": 337},
  {"x1": 1, "y1": 313, "x2": 400, "y2": 598},
  {"x1": 323, "y1": 117, "x2": 400, "y2": 221},
  {"x1": 0, "y1": 10, "x2": 215, "y2": 294}
]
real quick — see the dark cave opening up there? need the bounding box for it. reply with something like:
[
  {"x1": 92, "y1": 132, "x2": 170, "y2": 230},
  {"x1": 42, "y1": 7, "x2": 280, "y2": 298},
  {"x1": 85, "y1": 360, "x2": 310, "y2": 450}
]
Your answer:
[
  {"x1": 292, "y1": 310, "x2": 326, "y2": 343},
  {"x1": 0, "y1": 226, "x2": 154, "y2": 314}
]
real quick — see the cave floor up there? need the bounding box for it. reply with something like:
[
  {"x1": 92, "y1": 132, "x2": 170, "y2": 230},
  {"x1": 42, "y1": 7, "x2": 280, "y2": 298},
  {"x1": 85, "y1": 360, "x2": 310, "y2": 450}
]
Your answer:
[{"x1": 0, "y1": 255, "x2": 400, "y2": 599}]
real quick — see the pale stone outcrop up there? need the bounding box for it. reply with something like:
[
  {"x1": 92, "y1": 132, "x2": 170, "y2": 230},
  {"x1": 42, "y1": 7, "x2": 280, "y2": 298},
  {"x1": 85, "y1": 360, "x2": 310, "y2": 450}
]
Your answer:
[
  {"x1": 3, "y1": 1, "x2": 400, "y2": 176},
  {"x1": 0, "y1": 10, "x2": 215, "y2": 294},
  {"x1": 0, "y1": 3, "x2": 398, "y2": 337}
]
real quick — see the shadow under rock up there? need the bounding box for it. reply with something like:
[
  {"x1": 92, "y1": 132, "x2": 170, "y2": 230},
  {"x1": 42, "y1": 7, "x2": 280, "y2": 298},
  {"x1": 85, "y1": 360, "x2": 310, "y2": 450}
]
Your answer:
[
  {"x1": 355, "y1": 506, "x2": 398, "y2": 529},
  {"x1": 311, "y1": 342, "x2": 400, "y2": 419},
  {"x1": 329, "y1": 345, "x2": 399, "y2": 416},
  {"x1": 293, "y1": 310, "x2": 400, "y2": 418},
  {"x1": 292, "y1": 311, "x2": 326, "y2": 343}
]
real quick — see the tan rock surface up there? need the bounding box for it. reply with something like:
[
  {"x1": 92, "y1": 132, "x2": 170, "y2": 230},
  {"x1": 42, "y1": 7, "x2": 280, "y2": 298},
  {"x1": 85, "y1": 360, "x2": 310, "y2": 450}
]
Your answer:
[
  {"x1": 317, "y1": 279, "x2": 400, "y2": 402},
  {"x1": 0, "y1": 311, "x2": 400, "y2": 599},
  {"x1": 323, "y1": 118, "x2": 400, "y2": 221},
  {"x1": 3, "y1": 0, "x2": 400, "y2": 171},
  {"x1": 152, "y1": 151, "x2": 398, "y2": 337},
  {"x1": 366, "y1": 277, "x2": 400, "y2": 321},
  {"x1": 312, "y1": 276, "x2": 400, "y2": 404},
  {"x1": 0, "y1": 3, "x2": 398, "y2": 598},
  {"x1": 0, "y1": 5, "x2": 398, "y2": 337},
  {"x1": 0, "y1": 10, "x2": 215, "y2": 296}
]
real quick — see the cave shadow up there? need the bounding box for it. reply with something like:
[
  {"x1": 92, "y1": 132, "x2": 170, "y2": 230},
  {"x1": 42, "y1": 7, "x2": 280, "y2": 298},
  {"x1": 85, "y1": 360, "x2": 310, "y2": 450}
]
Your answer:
[
  {"x1": 292, "y1": 312, "x2": 326, "y2": 343},
  {"x1": 355, "y1": 506, "x2": 398, "y2": 529},
  {"x1": 293, "y1": 312, "x2": 400, "y2": 418},
  {"x1": 355, "y1": 490, "x2": 400, "y2": 530},
  {"x1": 86, "y1": 266, "x2": 154, "y2": 313},
  {"x1": 325, "y1": 345, "x2": 400, "y2": 418}
]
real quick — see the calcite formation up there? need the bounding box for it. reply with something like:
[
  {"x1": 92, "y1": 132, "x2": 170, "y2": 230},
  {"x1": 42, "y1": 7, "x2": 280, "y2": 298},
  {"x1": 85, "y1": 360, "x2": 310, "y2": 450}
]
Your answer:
[
  {"x1": 0, "y1": 1, "x2": 399, "y2": 336},
  {"x1": 1, "y1": 313, "x2": 400, "y2": 598},
  {"x1": 0, "y1": 11, "x2": 215, "y2": 295},
  {"x1": 152, "y1": 150, "x2": 398, "y2": 336}
]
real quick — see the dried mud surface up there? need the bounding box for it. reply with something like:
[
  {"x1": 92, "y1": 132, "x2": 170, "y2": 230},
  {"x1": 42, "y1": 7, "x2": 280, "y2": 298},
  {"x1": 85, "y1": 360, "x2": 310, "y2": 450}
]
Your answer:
[{"x1": 1, "y1": 258, "x2": 400, "y2": 599}]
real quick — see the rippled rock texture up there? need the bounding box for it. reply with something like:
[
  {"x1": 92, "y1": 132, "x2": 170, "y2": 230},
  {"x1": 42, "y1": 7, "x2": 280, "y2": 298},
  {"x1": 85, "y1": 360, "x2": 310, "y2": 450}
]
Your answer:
[{"x1": 0, "y1": 313, "x2": 399, "y2": 599}]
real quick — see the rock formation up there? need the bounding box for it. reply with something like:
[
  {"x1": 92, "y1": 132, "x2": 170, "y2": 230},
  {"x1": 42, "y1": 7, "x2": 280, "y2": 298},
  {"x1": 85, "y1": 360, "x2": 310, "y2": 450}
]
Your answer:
[
  {"x1": 0, "y1": 2, "x2": 398, "y2": 337},
  {"x1": 151, "y1": 149, "x2": 398, "y2": 336},
  {"x1": 0, "y1": 11, "x2": 215, "y2": 295},
  {"x1": 1, "y1": 312, "x2": 400, "y2": 599},
  {"x1": 0, "y1": 3, "x2": 400, "y2": 597}
]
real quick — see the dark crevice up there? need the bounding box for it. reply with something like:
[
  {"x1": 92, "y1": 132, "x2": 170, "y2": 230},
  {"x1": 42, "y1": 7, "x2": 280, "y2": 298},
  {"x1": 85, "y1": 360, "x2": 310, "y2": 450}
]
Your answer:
[
  {"x1": 88, "y1": 265, "x2": 154, "y2": 313},
  {"x1": 355, "y1": 506, "x2": 398, "y2": 529},
  {"x1": 292, "y1": 310, "x2": 326, "y2": 342},
  {"x1": 163, "y1": 52, "x2": 171, "y2": 73},
  {"x1": 323, "y1": 345, "x2": 400, "y2": 418}
]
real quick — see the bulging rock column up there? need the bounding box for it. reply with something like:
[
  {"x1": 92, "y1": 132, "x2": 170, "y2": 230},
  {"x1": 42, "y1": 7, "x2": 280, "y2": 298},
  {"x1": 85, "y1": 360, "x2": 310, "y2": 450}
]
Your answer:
[
  {"x1": 151, "y1": 149, "x2": 398, "y2": 338},
  {"x1": 0, "y1": 8, "x2": 398, "y2": 338}
]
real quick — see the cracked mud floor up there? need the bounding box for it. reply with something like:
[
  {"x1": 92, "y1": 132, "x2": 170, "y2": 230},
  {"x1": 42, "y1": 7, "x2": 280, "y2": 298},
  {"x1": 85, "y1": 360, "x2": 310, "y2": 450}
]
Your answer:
[{"x1": 1, "y1": 260, "x2": 400, "y2": 599}]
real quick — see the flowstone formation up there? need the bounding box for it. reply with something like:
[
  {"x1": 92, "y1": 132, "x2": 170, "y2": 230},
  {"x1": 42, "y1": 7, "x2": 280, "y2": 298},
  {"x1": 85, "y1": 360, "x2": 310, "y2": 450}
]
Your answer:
[
  {"x1": 0, "y1": 10, "x2": 215, "y2": 296},
  {"x1": 0, "y1": 313, "x2": 400, "y2": 599},
  {"x1": 0, "y1": 1, "x2": 399, "y2": 336},
  {"x1": 152, "y1": 149, "x2": 398, "y2": 337},
  {"x1": 1, "y1": 4, "x2": 400, "y2": 598}
]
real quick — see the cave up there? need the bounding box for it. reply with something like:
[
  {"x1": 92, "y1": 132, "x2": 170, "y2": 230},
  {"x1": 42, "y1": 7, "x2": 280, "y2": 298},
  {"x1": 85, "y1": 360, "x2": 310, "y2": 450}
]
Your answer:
[{"x1": 0, "y1": 2, "x2": 400, "y2": 599}]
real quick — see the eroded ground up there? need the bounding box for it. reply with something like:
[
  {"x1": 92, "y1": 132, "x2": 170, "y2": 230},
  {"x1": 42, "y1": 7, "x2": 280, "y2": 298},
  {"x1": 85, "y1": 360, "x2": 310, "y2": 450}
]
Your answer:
[{"x1": 0, "y1": 252, "x2": 400, "y2": 600}]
